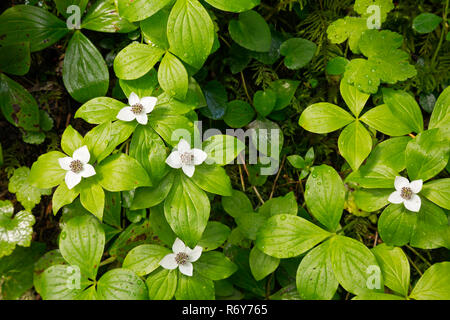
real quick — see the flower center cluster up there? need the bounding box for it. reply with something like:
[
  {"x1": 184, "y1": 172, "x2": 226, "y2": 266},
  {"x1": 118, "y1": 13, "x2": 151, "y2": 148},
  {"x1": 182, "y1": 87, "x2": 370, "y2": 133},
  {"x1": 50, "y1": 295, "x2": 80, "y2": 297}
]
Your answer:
[
  {"x1": 400, "y1": 187, "x2": 413, "y2": 200},
  {"x1": 180, "y1": 152, "x2": 195, "y2": 165},
  {"x1": 69, "y1": 160, "x2": 83, "y2": 173},
  {"x1": 175, "y1": 252, "x2": 189, "y2": 265},
  {"x1": 131, "y1": 103, "x2": 144, "y2": 114}
]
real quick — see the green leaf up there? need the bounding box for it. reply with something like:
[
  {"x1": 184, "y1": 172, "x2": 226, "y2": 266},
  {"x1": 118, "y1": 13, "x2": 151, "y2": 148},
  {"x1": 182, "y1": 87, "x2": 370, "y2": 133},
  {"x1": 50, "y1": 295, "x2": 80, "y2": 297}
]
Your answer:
[
  {"x1": 406, "y1": 129, "x2": 449, "y2": 181},
  {"x1": 0, "y1": 243, "x2": 45, "y2": 299},
  {"x1": 83, "y1": 122, "x2": 112, "y2": 163},
  {"x1": 54, "y1": 0, "x2": 89, "y2": 18},
  {"x1": 195, "y1": 251, "x2": 238, "y2": 281},
  {"x1": 158, "y1": 52, "x2": 189, "y2": 100},
  {"x1": 343, "y1": 59, "x2": 380, "y2": 94},
  {"x1": 117, "y1": 0, "x2": 173, "y2": 22},
  {"x1": 61, "y1": 125, "x2": 84, "y2": 156},
  {"x1": 378, "y1": 204, "x2": 417, "y2": 246},
  {"x1": 354, "y1": 188, "x2": 390, "y2": 212},
  {"x1": 191, "y1": 165, "x2": 232, "y2": 196},
  {"x1": 33, "y1": 249, "x2": 65, "y2": 297},
  {"x1": 205, "y1": 0, "x2": 260, "y2": 12},
  {"x1": 75, "y1": 97, "x2": 126, "y2": 124},
  {"x1": 0, "y1": 42, "x2": 30, "y2": 76},
  {"x1": 327, "y1": 17, "x2": 367, "y2": 53},
  {"x1": 0, "y1": 73, "x2": 40, "y2": 131},
  {"x1": 114, "y1": 42, "x2": 165, "y2": 80},
  {"x1": 255, "y1": 214, "x2": 331, "y2": 259},
  {"x1": 299, "y1": 103, "x2": 354, "y2": 134},
  {"x1": 305, "y1": 165, "x2": 345, "y2": 231},
  {"x1": 326, "y1": 56, "x2": 349, "y2": 75},
  {"x1": 330, "y1": 235, "x2": 383, "y2": 295},
  {"x1": 63, "y1": 31, "x2": 109, "y2": 103},
  {"x1": 296, "y1": 239, "x2": 338, "y2": 300},
  {"x1": 269, "y1": 79, "x2": 300, "y2": 111},
  {"x1": 79, "y1": 180, "x2": 105, "y2": 220},
  {"x1": 129, "y1": 125, "x2": 168, "y2": 183},
  {"x1": 340, "y1": 81, "x2": 370, "y2": 118},
  {"x1": 148, "y1": 113, "x2": 194, "y2": 146},
  {"x1": 235, "y1": 211, "x2": 267, "y2": 240},
  {"x1": 413, "y1": 13, "x2": 443, "y2": 34},
  {"x1": 59, "y1": 215, "x2": 105, "y2": 279},
  {"x1": 29, "y1": 151, "x2": 67, "y2": 189},
  {"x1": 338, "y1": 121, "x2": 373, "y2": 171},
  {"x1": 360, "y1": 104, "x2": 413, "y2": 136},
  {"x1": 123, "y1": 244, "x2": 171, "y2": 276},
  {"x1": 197, "y1": 222, "x2": 230, "y2": 252},
  {"x1": 109, "y1": 220, "x2": 154, "y2": 263},
  {"x1": 140, "y1": 9, "x2": 170, "y2": 49},
  {"x1": 0, "y1": 5, "x2": 68, "y2": 52},
  {"x1": 0, "y1": 201, "x2": 35, "y2": 258},
  {"x1": 254, "y1": 92, "x2": 276, "y2": 121},
  {"x1": 82, "y1": 0, "x2": 137, "y2": 33},
  {"x1": 249, "y1": 247, "x2": 279, "y2": 281},
  {"x1": 202, "y1": 134, "x2": 245, "y2": 165},
  {"x1": 130, "y1": 172, "x2": 175, "y2": 210},
  {"x1": 280, "y1": 38, "x2": 316, "y2": 70},
  {"x1": 97, "y1": 268, "x2": 148, "y2": 300},
  {"x1": 346, "y1": 164, "x2": 398, "y2": 189},
  {"x1": 164, "y1": 173, "x2": 210, "y2": 247},
  {"x1": 97, "y1": 153, "x2": 152, "y2": 192},
  {"x1": 410, "y1": 262, "x2": 450, "y2": 300},
  {"x1": 410, "y1": 199, "x2": 449, "y2": 250},
  {"x1": 167, "y1": 0, "x2": 214, "y2": 68},
  {"x1": 175, "y1": 273, "x2": 215, "y2": 300},
  {"x1": 98, "y1": 121, "x2": 137, "y2": 160},
  {"x1": 343, "y1": 30, "x2": 417, "y2": 94},
  {"x1": 382, "y1": 88, "x2": 424, "y2": 134},
  {"x1": 146, "y1": 268, "x2": 178, "y2": 300},
  {"x1": 354, "y1": 0, "x2": 394, "y2": 21},
  {"x1": 8, "y1": 166, "x2": 51, "y2": 211},
  {"x1": 287, "y1": 155, "x2": 305, "y2": 169},
  {"x1": 421, "y1": 179, "x2": 450, "y2": 210},
  {"x1": 367, "y1": 139, "x2": 407, "y2": 171},
  {"x1": 372, "y1": 244, "x2": 410, "y2": 297},
  {"x1": 202, "y1": 80, "x2": 228, "y2": 120},
  {"x1": 258, "y1": 192, "x2": 298, "y2": 218},
  {"x1": 353, "y1": 292, "x2": 405, "y2": 300},
  {"x1": 222, "y1": 189, "x2": 253, "y2": 218},
  {"x1": 228, "y1": 10, "x2": 271, "y2": 52},
  {"x1": 52, "y1": 183, "x2": 80, "y2": 215},
  {"x1": 429, "y1": 86, "x2": 450, "y2": 137},
  {"x1": 119, "y1": 70, "x2": 159, "y2": 99},
  {"x1": 38, "y1": 265, "x2": 90, "y2": 300}
]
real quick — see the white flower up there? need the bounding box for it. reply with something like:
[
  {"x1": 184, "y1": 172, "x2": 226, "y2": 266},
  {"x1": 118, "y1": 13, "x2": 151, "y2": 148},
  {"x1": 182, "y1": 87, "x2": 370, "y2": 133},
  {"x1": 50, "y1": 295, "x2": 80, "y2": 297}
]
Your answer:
[
  {"x1": 159, "y1": 238, "x2": 202, "y2": 277},
  {"x1": 165, "y1": 139, "x2": 207, "y2": 178},
  {"x1": 58, "y1": 145, "x2": 96, "y2": 190},
  {"x1": 388, "y1": 176, "x2": 423, "y2": 212},
  {"x1": 116, "y1": 92, "x2": 157, "y2": 125}
]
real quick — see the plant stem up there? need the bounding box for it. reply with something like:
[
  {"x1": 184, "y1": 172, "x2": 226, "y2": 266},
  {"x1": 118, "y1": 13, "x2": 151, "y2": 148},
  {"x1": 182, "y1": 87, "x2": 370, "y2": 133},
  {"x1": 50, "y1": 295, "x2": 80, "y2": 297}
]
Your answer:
[
  {"x1": 336, "y1": 219, "x2": 359, "y2": 234},
  {"x1": 431, "y1": 0, "x2": 449, "y2": 69},
  {"x1": 406, "y1": 245, "x2": 432, "y2": 267},
  {"x1": 99, "y1": 256, "x2": 116, "y2": 267}
]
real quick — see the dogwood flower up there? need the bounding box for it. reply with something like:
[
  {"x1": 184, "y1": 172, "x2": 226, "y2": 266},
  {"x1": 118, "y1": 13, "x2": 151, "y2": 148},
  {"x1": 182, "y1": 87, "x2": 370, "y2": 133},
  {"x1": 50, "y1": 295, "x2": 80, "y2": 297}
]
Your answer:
[
  {"x1": 165, "y1": 139, "x2": 207, "y2": 177},
  {"x1": 58, "y1": 145, "x2": 96, "y2": 190},
  {"x1": 388, "y1": 176, "x2": 422, "y2": 212},
  {"x1": 159, "y1": 238, "x2": 202, "y2": 276},
  {"x1": 116, "y1": 92, "x2": 157, "y2": 125}
]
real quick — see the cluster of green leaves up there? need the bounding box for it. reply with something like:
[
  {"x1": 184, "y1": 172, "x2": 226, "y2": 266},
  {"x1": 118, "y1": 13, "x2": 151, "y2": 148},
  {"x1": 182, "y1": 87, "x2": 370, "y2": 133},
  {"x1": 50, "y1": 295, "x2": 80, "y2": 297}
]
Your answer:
[{"x1": 327, "y1": 0, "x2": 417, "y2": 93}]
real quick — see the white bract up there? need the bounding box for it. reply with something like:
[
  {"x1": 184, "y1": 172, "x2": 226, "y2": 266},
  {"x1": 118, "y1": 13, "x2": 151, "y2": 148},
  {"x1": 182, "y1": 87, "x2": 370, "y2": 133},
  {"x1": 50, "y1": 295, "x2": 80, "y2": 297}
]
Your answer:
[
  {"x1": 116, "y1": 92, "x2": 157, "y2": 125},
  {"x1": 388, "y1": 176, "x2": 422, "y2": 212},
  {"x1": 159, "y1": 238, "x2": 202, "y2": 277},
  {"x1": 58, "y1": 145, "x2": 96, "y2": 190},
  {"x1": 165, "y1": 139, "x2": 207, "y2": 177}
]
